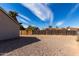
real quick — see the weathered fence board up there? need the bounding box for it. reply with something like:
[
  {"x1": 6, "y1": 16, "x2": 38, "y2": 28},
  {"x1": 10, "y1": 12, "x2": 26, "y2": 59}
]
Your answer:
[{"x1": 20, "y1": 30, "x2": 77, "y2": 35}]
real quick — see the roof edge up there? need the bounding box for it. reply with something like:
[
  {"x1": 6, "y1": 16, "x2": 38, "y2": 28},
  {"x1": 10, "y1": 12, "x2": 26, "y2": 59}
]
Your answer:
[{"x1": 0, "y1": 7, "x2": 20, "y2": 28}]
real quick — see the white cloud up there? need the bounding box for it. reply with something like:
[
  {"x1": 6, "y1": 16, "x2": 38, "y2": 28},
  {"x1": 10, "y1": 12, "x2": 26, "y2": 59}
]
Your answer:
[
  {"x1": 17, "y1": 17, "x2": 30, "y2": 25},
  {"x1": 22, "y1": 24, "x2": 29, "y2": 28},
  {"x1": 57, "y1": 4, "x2": 79, "y2": 27},
  {"x1": 18, "y1": 13, "x2": 31, "y2": 22},
  {"x1": 55, "y1": 4, "x2": 79, "y2": 28},
  {"x1": 22, "y1": 3, "x2": 54, "y2": 23},
  {"x1": 66, "y1": 3, "x2": 79, "y2": 17},
  {"x1": 18, "y1": 14, "x2": 36, "y2": 26},
  {"x1": 56, "y1": 21, "x2": 64, "y2": 26}
]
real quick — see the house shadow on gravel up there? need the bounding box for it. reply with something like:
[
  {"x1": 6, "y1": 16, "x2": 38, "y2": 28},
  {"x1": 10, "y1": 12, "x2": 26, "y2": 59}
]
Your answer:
[{"x1": 0, "y1": 37, "x2": 41, "y2": 55}]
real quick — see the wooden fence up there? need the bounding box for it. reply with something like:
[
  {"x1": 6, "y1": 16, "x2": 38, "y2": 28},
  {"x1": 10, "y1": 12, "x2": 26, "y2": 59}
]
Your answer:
[
  {"x1": 20, "y1": 30, "x2": 32, "y2": 35},
  {"x1": 32, "y1": 30, "x2": 77, "y2": 35},
  {"x1": 20, "y1": 30, "x2": 77, "y2": 35}
]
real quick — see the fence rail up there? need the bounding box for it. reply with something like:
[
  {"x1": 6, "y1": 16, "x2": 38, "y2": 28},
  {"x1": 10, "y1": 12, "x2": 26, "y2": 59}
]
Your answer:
[
  {"x1": 20, "y1": 30, "x2": 32, "y2": 35},
  {"x1": 20, "y1": 30, "x2": 77, "y2": 35}
]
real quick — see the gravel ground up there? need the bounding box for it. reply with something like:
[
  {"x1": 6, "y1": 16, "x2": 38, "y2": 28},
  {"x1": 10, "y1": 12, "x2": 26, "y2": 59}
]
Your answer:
[{"x1": 0, "y1": 35, "x2": 79, "y2": 56}]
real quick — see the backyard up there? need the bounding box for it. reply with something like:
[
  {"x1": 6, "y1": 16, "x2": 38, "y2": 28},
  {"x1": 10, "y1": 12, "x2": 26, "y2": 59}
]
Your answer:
[{"x1": 0, "y1": 35, "x2": 79, "y2": 56}]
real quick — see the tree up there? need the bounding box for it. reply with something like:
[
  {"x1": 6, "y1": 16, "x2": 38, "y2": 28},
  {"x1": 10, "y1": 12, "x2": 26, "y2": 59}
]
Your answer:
[
  {"x1": 66, "y1": 26, "x2": 70, "y2": 29},
  {"x1": 56, "y1": 26, "x2": 59, "y2": 28},
  {"x1": 49, "y1": 25, "x2": 52, "y2": 28},
  {"x1": 27, "y1": 25, "x2": 40, "y2": 31},
  {"x1": 8, "y1": 11, "x2": 25, "y2": 30},
  {"x1": 8, "y1": 11, "x2": 18, "y2": 22},
  {"x1": 66, "y1": 26, "x2": 71, "y2": 31},
  {"x1": 19, "y1": 23, "x2": 25, "y2": 30}
]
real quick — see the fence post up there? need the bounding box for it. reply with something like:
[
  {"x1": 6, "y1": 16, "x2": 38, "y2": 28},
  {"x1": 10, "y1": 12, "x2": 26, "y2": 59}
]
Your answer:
[
  {"x1": 20, "y1": 30, "x2": 22, "y2": 35},
  {"x1": 77, "y1": 30, "x2": 79, "y2": 41}
]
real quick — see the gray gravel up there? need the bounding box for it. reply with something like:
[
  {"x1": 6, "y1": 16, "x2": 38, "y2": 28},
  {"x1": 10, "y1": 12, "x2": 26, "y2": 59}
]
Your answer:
[{"x1": 0, "y1": 35, "x2": 79, "y2": 56}]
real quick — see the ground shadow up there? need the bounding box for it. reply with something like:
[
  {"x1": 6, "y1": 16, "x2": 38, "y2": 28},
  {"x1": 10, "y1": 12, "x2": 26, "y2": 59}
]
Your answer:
[{"x1": 0, "y1": 37, "x2": 40, "y2": 55}]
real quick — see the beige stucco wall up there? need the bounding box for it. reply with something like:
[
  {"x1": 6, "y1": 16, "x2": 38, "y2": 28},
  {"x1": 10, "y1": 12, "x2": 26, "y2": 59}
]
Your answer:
[{"x1": 0, "y1": 10, "x2": 19, "y2": 40}]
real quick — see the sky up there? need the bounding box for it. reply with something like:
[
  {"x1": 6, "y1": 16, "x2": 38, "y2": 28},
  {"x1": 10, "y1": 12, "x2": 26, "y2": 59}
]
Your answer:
[{"x1": 0, "y1": 3, "x2": 79, "y2": 29}]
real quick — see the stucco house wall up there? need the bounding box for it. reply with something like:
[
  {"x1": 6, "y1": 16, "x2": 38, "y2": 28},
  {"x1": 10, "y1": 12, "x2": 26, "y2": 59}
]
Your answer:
[{"x1": 0, "y1": 8, "x2": 19, "y2": 40}]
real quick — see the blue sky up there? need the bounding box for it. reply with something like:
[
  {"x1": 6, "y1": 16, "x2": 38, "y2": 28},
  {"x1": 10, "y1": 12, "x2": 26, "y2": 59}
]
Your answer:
[{"x1": 0, "y1": 3, "x2": 79, "y2": 29}]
